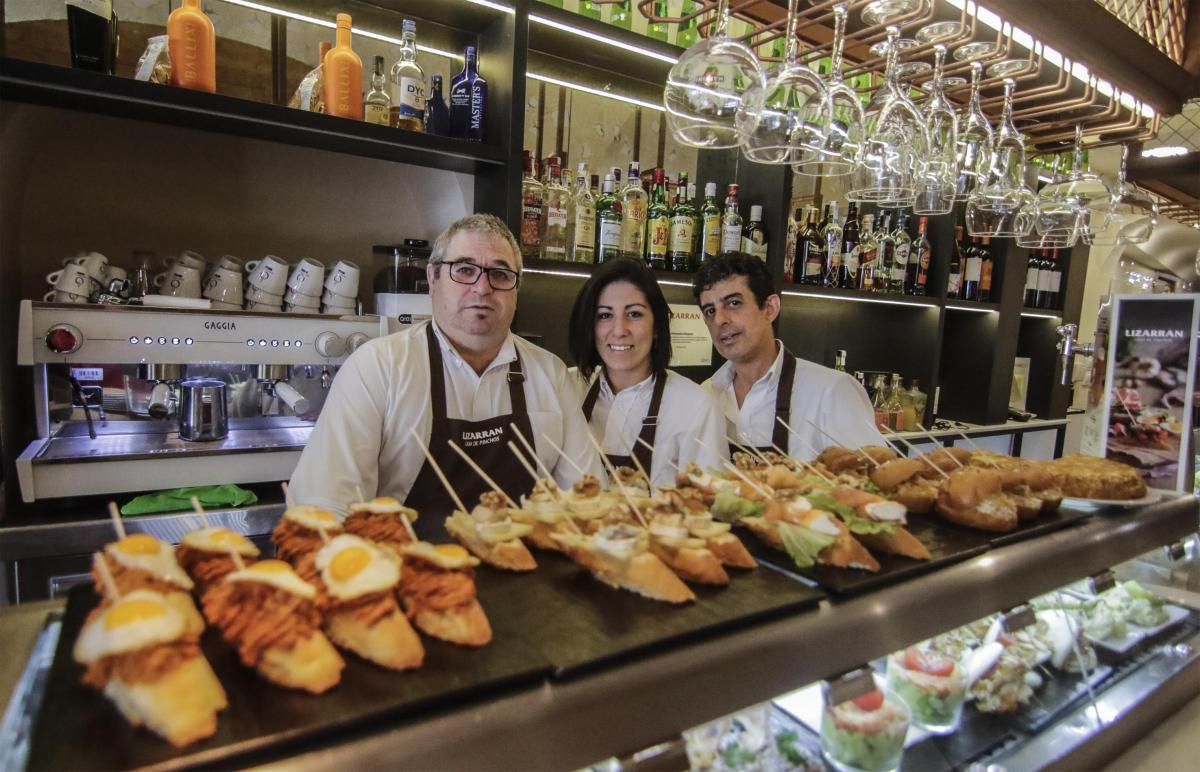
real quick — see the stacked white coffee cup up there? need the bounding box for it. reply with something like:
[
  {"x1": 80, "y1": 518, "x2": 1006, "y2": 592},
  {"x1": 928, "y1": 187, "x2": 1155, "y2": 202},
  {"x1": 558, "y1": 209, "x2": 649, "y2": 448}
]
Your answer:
[
  {"x1": 202, "y1": 255, "x2": 244, "y2": 310},
  {"x1": 243, "y1": 255, "x2": 289, "y2": 312},
  {"x1": 45, "y1": 252, "x2": 110, "y2": 303},
  {"x1": 321, "y1": 261, "x2": 360, "y2": 315},
  {"x1": 283, "y1": 258, "x2": 325, "y2": 314}
]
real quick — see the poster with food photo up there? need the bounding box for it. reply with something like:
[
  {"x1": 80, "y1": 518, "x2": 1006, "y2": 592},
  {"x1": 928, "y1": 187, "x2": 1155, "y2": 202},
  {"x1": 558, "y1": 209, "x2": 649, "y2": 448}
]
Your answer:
[{"x1": 1103, "y1": 296, "x2": 1198, "y2": 492}]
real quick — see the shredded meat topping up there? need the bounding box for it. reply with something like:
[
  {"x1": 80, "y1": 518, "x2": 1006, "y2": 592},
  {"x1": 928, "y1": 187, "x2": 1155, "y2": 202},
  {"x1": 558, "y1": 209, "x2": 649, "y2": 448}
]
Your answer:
[
  {"x1": 271, "y1": 518, "x2": 329, "y2": 563},
  {"x1": 331, "y1": 589, "x2": 397, "y2": 627},
  {"x1": 202, "y1": 581, "x2": 320, "y2": 666},
  {"x1": 177, "y1": 545, "x2": 246, "y2": 588},
  {"x1": 478, "y1": 491, "x2": 509, "y2": 510},
  {"x1": 572, "y1": 474, "x2": 602, "y2": 497},
  {"x1": 399, "y1": 559, "x2": 476, "y2": 616},
  {"x1": 82, "y1": 639, "x2": 202, "y2": 689},
  {"x1": 91, "y1": 554, "x2": 187, "y2": 599},
  {"x1": 344, "y1": 512, "x2": 413, "y2": 551}
]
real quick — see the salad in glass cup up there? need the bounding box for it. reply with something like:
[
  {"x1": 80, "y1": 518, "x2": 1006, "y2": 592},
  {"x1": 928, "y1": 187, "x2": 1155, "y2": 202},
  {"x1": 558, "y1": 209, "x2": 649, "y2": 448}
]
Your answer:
[
  {"x1": 820, "y1": 681, "x2": 909, "y2": 772},
  {"x1": 886, "y1": 646, "x2": 968, "y2": 733}
]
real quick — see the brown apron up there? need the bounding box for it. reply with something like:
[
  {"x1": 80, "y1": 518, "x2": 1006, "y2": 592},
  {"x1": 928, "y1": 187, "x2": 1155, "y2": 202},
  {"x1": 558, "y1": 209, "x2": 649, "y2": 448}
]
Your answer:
[
  {"x1": 729, "y1": 348, "x2": 797, "y2": 457},
  {"x1": 582, "y1": 372, "x2": 666, "y2": 474},
  {"x1": 404, "y1": 324, "x2": 536, "y2": 540}
]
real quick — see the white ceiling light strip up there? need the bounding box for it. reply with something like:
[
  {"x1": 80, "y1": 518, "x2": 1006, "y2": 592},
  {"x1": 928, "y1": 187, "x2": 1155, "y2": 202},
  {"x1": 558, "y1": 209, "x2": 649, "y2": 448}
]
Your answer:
[
  {"x1": 945, "y1": 303, "x2": 998, "y2": 313},
  {"x1": 781, "y1": 291, "x2": 939, "y2": 309},
  {"x1": 530, "y1": 13, "x2": 679, "y2": 64}
]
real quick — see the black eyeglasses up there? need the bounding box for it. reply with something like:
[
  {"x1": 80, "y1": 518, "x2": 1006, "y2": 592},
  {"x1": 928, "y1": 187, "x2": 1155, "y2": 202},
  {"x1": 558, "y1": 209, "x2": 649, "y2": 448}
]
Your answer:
[{"x1": 440, "y1": 260, "x2": 521, "y2": 291}]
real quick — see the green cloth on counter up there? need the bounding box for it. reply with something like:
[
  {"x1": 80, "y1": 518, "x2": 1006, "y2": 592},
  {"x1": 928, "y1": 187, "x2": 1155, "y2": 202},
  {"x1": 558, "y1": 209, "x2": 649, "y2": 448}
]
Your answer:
[{"x1": 120, "y1": 485, "x2": 258, "y2": 516}]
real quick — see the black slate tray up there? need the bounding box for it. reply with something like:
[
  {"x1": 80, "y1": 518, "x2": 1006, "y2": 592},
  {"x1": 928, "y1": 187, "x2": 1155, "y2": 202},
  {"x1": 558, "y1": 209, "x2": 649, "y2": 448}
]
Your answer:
[
  {"x1": 988, "y1": 506, "x2": 1091, "y2": 548},
  {"x1": 1010, "y1": 663, "x2": 1113, "y2": 734},
  {"x1": 26, "y1": 586, "x2": 553, "y2": 772},
  {"x1": 477, "y1": 550, "x2": 826, "y2": 679}
]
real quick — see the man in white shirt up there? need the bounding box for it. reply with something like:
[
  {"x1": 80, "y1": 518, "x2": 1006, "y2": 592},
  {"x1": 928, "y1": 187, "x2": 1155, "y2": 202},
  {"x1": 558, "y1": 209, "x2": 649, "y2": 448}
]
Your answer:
[
  {"x1": 693, "y1": 253, "x2": 885, "y2": 457},
  {"x1": 289, "y1": 214, "x2": 603, "y2": 528}
]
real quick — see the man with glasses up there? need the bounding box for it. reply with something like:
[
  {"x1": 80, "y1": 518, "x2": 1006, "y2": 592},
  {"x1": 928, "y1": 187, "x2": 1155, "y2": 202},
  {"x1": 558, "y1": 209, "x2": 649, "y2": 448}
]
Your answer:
[{"x1": 290, "y1": 214, "x2": 603, "y2": 533}]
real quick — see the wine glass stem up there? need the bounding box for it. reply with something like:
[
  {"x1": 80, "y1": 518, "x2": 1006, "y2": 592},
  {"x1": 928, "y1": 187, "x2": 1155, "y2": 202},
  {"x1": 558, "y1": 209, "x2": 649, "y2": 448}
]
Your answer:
[
  {"x1": 715, "y1": 0, "x2": 730, "y2": 38},
  {"x1": 783, "y1": 0, "x2": 800, "y2": 64},
  {"x1": 830, "y1": 4, "x2": 847, "y2": 77}
]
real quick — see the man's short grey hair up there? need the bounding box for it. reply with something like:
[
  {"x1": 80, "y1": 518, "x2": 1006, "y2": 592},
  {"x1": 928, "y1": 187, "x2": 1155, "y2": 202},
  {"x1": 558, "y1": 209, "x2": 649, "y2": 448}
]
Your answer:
[{"x1": 430, "y1": 213, "x2": 522, "y2": 270}]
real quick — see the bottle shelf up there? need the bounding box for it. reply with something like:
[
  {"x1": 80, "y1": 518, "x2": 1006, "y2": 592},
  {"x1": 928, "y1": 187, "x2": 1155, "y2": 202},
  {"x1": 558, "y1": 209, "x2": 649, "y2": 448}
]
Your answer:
[
  {"x1": 779, "y1": 283, "x2": 942, "y2": 309},
  {"x1": 0, "y1": 58, "x2": 508, "y2": 174},
  {"x1": 944, "y1": 300, "x2": 1002, "y2": 313}
]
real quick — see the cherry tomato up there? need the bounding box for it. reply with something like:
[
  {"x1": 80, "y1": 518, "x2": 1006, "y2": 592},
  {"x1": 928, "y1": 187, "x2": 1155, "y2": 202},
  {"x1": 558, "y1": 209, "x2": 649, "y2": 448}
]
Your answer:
[
  {"x1": 903, "y1": 648, "x2": 955, "y2": 677},
  {"x1": 852, "y1": 689, "x2": 885, "y2": 711}
]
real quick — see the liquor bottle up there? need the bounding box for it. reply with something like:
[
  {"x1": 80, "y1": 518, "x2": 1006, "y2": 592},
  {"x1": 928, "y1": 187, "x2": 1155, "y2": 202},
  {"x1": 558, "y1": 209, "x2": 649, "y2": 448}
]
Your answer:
[
  {"x1": 946, "y1": 225, "x2": 964, "y2": 299},
  {"x1": 871, "y1": 374, "x2": 888, "y2": 430},
  {"x1": 540, "y1": 159, "x2": 569, "y2": 261},
  {"x1": 909, "y1": 379, "x2": 928, "y2": 425},
  {"x1": 687, "y1": 180, "x2": 701, "y2": 265},
  {"x1": 570, "y1": 163, "x2": 596, "y2": 264},
  {"x1": 1048, "y1": 248, "x2": 1064, "y2": 308},
  {"x1": 668, "y1": 171, "x2": 697, "y2": 272},
  {"x1": 907, "y1": 216, "x2": 930, "y2": 296},
  {"x1": 890, "y1": 211, "x2": 911, "y2": 293},
  {"x1": 364, "y1": 56, "x2": 391, "y2": 126},
  {"x1": 646, "y1": 168, "x2": 670, "y2": 270},
  {"x1": 323, "y1": 14, "x2": 362, "y2": 119},
  {"x1": 839, "y1": 202, "x2": 859, "y2": 289},
  {"x1": 857, "y1": 214, "x2": 877, "y2": 291},
  {"x1": 701, "y1": 182, "x2": 722, "y2": 263},
  {"x1": 620, "y1": 162, "x2": 648, "y2": 259},
  {"x1": 519, "y1": 152, "x2": 543, "y2": 261},
  {"x1": 647, "y1": 0, "x2": 670, "y2": 41},
  {"x1": 783, "y1": 208, "x2": 801, "y2": 284},
  {"x1": 799, "y1": 207, "x2": 825, "y2": 286},
  {"x1": 1037, "y1": 248, "x2": 1058, "y2": 309},
  {"x1": 168, "y1": 0, "x2": 217, "y2": 93},
  {"x1": 833, "y1": 349, "x2": 847, "y2": 372},
  {"x1": 579, "y1": 0, "x2": 603, "y2": 20},
  {"x1": 885, "y1": 373, "x2": 905, "y2": 430},
  {"x1": 595, "y1": 174, "x2": 623, "y2": 263},
  {"x1": 609, "y1": 0, "x2": 633, "y2": 29},
  {"x1": 742, "y1": 205, "x2": 768, "y2": 262},
  {"x1": 1024, "y1": 249, "x2": 1042, "y2": 307},
  {"x1": 389, "y1": 20, "x2": 425, "y2": 130},
  {"x1": 821, "y1": 203, "x2": 842, "y2": 288},
  {"x1": 424, "y1": 74, "x2": 450, "y2": 135},
  {"x1": 962, "y1": 235, "x2": 982, "y2": 301},
  {"x1": 721, "y1": 184, "x2": 743, "y2": 254},
  {"x1": 677, "y1": 0, "x2": 700, "y2": 47},
  {"x1": 874, "y1": 212, "x2": 894, "y2": 294},
  {"x1": 68, "y1": 0, "x2": 117, "y2": 74},
  {"x1": 979, "y1": 236, "x2": 994, "y2": 301},
  {"x1": 449, "y1": 46, "x2": 487, "y2": 141}
]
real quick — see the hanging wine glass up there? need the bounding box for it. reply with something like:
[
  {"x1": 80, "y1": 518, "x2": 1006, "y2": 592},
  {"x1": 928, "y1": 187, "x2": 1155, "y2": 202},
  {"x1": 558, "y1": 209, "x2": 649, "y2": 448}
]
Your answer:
[
  {"x1": 1035, "y1": 124, "x2": 1113, "y2": 242},
  {"x1": 965, "y1": 78, "x2": 1036, "y2": 237},
  {"x1": 848, "y1": 27, "x2": 926, "y2": 204},
  {"x1": 913, "y1": 45, "x2": 956, "y2": 215},
  {"x1": 792, "y1": 2, "x2": 863, "y2": 176},
  {"x1": 664, "y1": 0, "x2": 767, "y2": 148},
  {"x1": 954, "y1": 62, "x2": 992, "y2": 200},
  {"x1": 736, "y1": 0, "x2": 826, "y2": 164},
  {"x1": 1109, "y1": 143, "x2": 1159, "y2": 244}
]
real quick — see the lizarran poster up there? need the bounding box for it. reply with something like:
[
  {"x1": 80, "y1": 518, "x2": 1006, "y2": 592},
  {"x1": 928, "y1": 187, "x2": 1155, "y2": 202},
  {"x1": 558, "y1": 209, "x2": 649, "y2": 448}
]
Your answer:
[{"x1": 1101, "y1": 295, "x2": 1198, "y2": 492}]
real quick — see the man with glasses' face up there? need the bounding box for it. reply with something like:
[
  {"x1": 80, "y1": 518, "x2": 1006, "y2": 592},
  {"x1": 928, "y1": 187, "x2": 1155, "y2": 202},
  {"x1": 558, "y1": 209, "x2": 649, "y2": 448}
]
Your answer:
[{"x1": 289, "y1": 214, "x2": 603, "y2": 533}]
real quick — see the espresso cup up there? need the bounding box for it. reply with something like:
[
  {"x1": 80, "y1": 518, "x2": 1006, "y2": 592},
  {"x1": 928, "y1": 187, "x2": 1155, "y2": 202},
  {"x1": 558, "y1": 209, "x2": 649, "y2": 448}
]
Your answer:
[
  {"x1": 287, "y1": 257, "x2": 325, "y2": 297},
  {"x1": 245, "y1": 300, "x2": 282, "y2": 313},
  {"x1": 215, "y1": 254, "x2": 244, "y2": 272},
  {"x1": 165, "y1": 250, "x2": 207, "y2": 271},
  {"x1": 285, "y1": 302, "x2": 319, "y2": 314},
  {"x1": 245, "y1": 255, "x2": 290, "y2": 295},
  {"x1": 43, "y1": 289, "x2": 89, "y2": 303},
  {"x1": 210, "y1": 300, "x2": 242, "y2": 311},
  {"x1": 65, "y1": 251, "x2": 110, "y2": 285},
  {"x1": 324, "y1": 260, "x2": 360, "y2": 297},
  {"x1": 203, "y1": 265, "x2": 244, "y2": 304},
  {"x1": 47, "y1": 263, "x2": 95, "y2": 295},
  {"x1": 245, "y1": 284, "x2": 284, "y2": 304},
  {"x1": 285, "y1": 287, "x2": 320, "y2": 305},
  {"x1": 153, "y1": 264, "x2": 203, "y2": 298}
]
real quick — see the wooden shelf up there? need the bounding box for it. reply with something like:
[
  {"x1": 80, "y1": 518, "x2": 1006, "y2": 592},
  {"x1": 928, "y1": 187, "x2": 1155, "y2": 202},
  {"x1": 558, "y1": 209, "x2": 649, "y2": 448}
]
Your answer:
[
  {"x1": 779, "y1": 283, "x2": 942, "y2": 308},
  {"x1": 0, "y1": 58, "x2": 508, "y2": 174}
]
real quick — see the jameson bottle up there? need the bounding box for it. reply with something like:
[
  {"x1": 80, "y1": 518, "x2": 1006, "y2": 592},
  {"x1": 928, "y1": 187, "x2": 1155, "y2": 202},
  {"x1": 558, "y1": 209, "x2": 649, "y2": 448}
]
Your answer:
[
  {"x1": 67, "y1": 0, "x2": 118, "y2": 74},
  {"x1": 700, "y1": 182, "x2": 722, "y2": 263},
  {"x1": 839, "y1": 201, "x2": 859, "y2": 289},
  {"x1": 449, "y1": 46, "x2": 486, "y2": 141},
  {"x1": 646, "y1": 168, "x2": 670, "y2": 270},
  {"x1": 668, "y1": 171, "x2": 697, "y2": 272}
]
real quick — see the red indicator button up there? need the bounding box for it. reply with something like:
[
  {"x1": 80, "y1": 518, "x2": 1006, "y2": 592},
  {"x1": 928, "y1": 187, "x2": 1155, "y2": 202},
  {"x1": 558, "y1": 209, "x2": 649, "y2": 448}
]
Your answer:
[{"x1": 45, "y1": 325, "x2": 81, "y2": 354}]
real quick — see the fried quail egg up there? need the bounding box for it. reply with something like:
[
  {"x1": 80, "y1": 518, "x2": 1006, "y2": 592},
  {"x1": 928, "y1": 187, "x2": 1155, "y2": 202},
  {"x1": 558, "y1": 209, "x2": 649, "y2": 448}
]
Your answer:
[
  {"x1": 284, "y1": 505, "x2": 344, "y2": 533},
  {"x1": 348, "y1": 497, "x2": 419, "y2": 521},
  {"x1": 73, "y1": 590, "x2": 186, "y2": 664},
  {"x1": 181, "y1": 527, "x2": 261, "y2": 557},
  {"x1": 227, "y1": 559, "x2": 316, "y2": 599},
  {"x1": 315, "y1": 534, "x2": 400, "y2": 600},
  {"x1": 400, "y1": 541, "x2": 480, "y2": 570},
  {"x1": 105, "y1": 534, "x2": 194, "y2": 590}
]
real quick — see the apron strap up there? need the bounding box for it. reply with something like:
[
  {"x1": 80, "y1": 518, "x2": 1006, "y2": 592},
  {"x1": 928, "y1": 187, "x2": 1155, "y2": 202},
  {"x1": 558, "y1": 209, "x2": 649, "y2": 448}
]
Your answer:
[
  {"x1": 582, "y1": 377, "x2": 602, "y2": 422},
  {"x1": 424, "y1": 324, "x2": 450, "y2": 445},
  {"x1": 634, "y1": 373, "x2": 667, "y2": 473},
  {"x1": 506, "y1": 347, "x2": 533, "y2": 450},
  {"x1": 772, "y1": 348, "x2": 797, "y2": 451}
]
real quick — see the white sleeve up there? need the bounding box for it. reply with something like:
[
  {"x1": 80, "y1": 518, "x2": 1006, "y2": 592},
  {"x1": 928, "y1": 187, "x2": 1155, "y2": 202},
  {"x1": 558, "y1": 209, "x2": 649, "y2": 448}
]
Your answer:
[
  {"x1": 551, "y1": 365, "x2": 607, "y2": 488},
  {"x1": 671, "y1": 376, "x2": 729, "y2": 479},
  {"x1": 818, "y1": 372, "x2": 887, "y2": 450},
  {"x1": 287, "y1": 344, "x2": 387, "y2": 516}
]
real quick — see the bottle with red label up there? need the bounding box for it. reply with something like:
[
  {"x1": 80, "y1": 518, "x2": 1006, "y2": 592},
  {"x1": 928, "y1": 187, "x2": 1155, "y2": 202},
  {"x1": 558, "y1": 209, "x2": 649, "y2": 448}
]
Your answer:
[{"x1": 520, "y1": 151, "x2": 544, "y2": 260}]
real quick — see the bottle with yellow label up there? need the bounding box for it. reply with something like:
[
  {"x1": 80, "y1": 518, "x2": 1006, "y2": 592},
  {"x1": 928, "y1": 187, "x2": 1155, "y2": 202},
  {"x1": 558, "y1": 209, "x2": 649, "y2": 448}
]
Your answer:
[
  {"x1": 645, "y1": 168, "x2": 670, "y2": 270},
  {"x1": 323, "y1": 14, "x2": 363, "y2": 120},
  {"x1": 167, "y1": 0, "x2": 216, "y2": 93},
  {"x1": 700, "y1": 181, "x2": 721, "y2": 263}
]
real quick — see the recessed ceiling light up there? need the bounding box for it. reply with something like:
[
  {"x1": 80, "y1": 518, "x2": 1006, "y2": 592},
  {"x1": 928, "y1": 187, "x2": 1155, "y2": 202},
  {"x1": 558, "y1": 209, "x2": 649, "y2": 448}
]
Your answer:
[{"x1": 1142, "y1": 146, "x2": 1189, "y2": 158}]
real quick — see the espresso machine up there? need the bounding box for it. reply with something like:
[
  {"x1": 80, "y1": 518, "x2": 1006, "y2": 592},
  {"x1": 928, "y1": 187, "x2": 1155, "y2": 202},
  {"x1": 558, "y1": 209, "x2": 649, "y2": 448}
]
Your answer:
[{"x1": 15, "y1": 301, "x2": 397, "y2": 502}]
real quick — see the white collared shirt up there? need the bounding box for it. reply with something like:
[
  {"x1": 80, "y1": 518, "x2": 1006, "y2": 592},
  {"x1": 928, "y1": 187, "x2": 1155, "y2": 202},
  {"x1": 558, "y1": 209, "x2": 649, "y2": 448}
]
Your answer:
[
  {"x1": 289, "y1": 320, "x2": 605, "y2": 515},
  {"x1": 579, "y1": 369, "x2": 729, "y2": 488},
  {"x1": 703, "y1": 340, "x2": 885, "y2": 458}
]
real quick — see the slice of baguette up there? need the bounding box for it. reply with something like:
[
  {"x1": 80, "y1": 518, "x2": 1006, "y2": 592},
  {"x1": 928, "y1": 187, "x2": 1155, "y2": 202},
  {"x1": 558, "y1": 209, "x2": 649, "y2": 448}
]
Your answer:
[
  {"x1": 102, "y1": 654, "x2": 227, "y2": 748},
  {"x1": 407, "y1": 598, "x2": 493, "y2": 647},
  {"x1": 324, "y1": 608, "x2": 425, "y2": 671},
  {"x1": 650, "y1": 543, "x2": 730, "y2": 586},
  {"x1": 553, "y1": 534, "x2": 695, "y2": 604},
  {"x1": 445, "y1": 517, "x2": 537, "y2": 572},
  {"x1": 743, "y1": 513, "x2": 881, "y2": 573},
  {"x1": 165, "y1": 592, "x2": 206, "y2": 638},
  {"x1": 858, "y1": 526, "x2": 931, "y2": 561},
  {"x1": 256, "y1": 630, "x2": 345, "y2": 694},
  {"x1": 706, "y1": 532, "x2": 757, "y2": 569}
]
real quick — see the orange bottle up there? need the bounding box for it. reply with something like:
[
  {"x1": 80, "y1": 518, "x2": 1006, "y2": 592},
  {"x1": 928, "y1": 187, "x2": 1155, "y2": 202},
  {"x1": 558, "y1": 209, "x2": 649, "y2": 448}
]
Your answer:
[
  {"x1": 167, "y1": 0, "x2": 216, "y2": 93},
  {"x1": 322, "y1": 14, "x2": 363, "y2": 120}
]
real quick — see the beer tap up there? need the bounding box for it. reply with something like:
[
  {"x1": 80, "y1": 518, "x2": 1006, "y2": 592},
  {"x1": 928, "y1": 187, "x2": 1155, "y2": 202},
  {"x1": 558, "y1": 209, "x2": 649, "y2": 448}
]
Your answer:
[{"x1": 1056, "y1": 323, "x2": 1095, "y2": 386}]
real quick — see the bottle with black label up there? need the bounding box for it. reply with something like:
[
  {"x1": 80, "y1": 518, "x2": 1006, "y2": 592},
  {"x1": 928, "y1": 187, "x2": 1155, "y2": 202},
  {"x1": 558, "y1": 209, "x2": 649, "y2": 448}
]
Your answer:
[
  {"x1": 946, "y1": 225, "x2": 964, "y2": 299},
  {"x1": 839, "y1": 201, "x2": 859, "y2": 289},
  {"x1": 979, "y1": 236, "x2": 994, "y2": 302},
  {"x1": 1024, "y1": 249, "x2": 1042, "y2": 307},
  {"x1": 799, "y1": 207, "x2": 824, "y2": 285},
  {"x1": 907, "y1": 216, "x2": 930, "y2": 296},
  {"x1": 742, "y1": 205, "x2": 768, "y2": 262},
  {"x1": 68, "y1": 0, "x2": 118, "y2": 74},
  {"x1": 962, "y1": 235, "x2": 982, "y2": 301}
]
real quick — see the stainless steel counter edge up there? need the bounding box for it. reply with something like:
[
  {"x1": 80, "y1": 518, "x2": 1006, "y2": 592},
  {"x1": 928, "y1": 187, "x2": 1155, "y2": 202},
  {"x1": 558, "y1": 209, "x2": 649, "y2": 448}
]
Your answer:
[
  {"x1": 251, "y1": 497, "x2": 1200, "y2": 771},
  {"x1": 892, "y1": 417, "x2": 1070, "y2": 441},
  {"x1": 0, "y1": 503, "x2": 287, "y2": 561}
]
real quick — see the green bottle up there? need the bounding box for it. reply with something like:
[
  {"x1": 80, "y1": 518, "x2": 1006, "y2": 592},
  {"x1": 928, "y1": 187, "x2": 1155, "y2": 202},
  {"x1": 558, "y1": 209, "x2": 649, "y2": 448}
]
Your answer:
[
  {"x1": 647, "y1": 1, "x2": 670, "y2": 42},
  {"x1": 669, "y1": 171, "x2": 696, "y2": 273},
  {"x1": 700, "y1": 181, "x2": 722, "y2": 263},
  {"x1": 595, "y1": 173, "x2": 623, "y2": 264},
  {"x1": 645, "y1": 167, "x2": 670, "y2": 271}
]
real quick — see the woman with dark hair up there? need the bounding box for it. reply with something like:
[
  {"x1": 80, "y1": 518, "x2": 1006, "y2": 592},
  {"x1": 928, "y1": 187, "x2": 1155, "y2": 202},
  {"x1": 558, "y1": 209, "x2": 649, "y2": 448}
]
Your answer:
[{"x1": 568, "y1": 258, "x2": 726, "y2": 486}]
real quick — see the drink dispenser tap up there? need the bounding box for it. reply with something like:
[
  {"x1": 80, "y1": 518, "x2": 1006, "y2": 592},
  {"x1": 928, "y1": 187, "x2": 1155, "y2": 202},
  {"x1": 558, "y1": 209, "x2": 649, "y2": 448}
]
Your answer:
[
  {"x1": 1056, "y1": 323, "x2": 1095, "y2": 386},
  {"x1": 138, "y1": 363, "x2": 183, "y2": 419},
  {"x1": 256, "y1": 364, "x2": 311, "y2": 415}
]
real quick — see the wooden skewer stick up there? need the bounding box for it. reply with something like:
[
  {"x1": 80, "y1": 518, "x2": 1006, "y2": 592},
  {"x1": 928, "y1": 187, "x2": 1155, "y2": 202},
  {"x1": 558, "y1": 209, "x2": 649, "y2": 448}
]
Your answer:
[
  {"x1": 908, "y1": 424, "x2": 966, "y2": 468},
  {"x1": 880, "y1": 428, "x2": 951, "y2": 479},
  {"x1": 355, "y1": 483, "x2": 366, "y2": 504},
  {"x1": 540, "y1": 432, "x2": 587, "y2": 478},
  {"x1": 510, "y1": 423, "x2": 556, "y2": 481},
  {"x1": 281, "y1": 481, "x2": 292, "y2": 508},
  {"x1": 636, "y1": 436, "x2": 681, "y2": 474},
  {"x1": 506, "y1": 441, "x2": 582, "y2": 535},
  {"x1": 770, "y1": 441, "x2": 835, "y2": 483},
  {"x1": 447, "y1": 439, "x2": 518, "y2": 509},
  {"x1": 730, "y1": 436, "x2": 771, "y2": 466},
  {"x1": 585, "y1": 432, "x2": 648, "y2": 528},
  {"x1": 229, "y1": 550, "x2": 247, "y2": 571},
  {"x1": 93, "y1": 551, "x2": 120, "y2": 598},
  {"x1": 191, "y1": 495, "x2": 246, "y2": 569},
  {"x1": 953, "y1": 430, "x2": 984, "y2": 452},
  {"x1": 107, "y1": 501, "x2": 127, "y2": 540},
  {"x1": 400, "y1": 514, "x2": 419, "y2": 543},
  {"x1": 619, "y1": 435, "x2": 652, "y2": 485},
  {"x1": 795, "y1": 416, "x2": 882, "y2": 468},
  {"x1": 696, "y1": 437, "x2": 774, "y2": 500},
  {"x1": 409, "y1": 427, "x2": 469, "y2": 514},
  {"x1": 508, "y1": 440, "x2": 546, "y2": 487}
]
